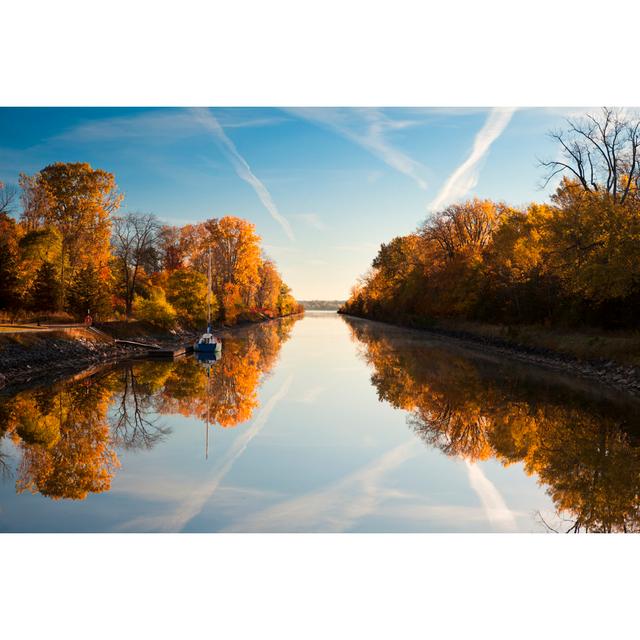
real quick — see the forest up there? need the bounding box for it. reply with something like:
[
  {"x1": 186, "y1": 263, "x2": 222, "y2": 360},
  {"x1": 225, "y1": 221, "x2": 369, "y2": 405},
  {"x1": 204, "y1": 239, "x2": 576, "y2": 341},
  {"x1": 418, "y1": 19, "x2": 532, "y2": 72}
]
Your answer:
[
  {"x1": 0, "y1": 162, "x2": 301, "y2": 328},
  {"x1": 341, "y1": 108, "x2": 640, "y2": 331}
]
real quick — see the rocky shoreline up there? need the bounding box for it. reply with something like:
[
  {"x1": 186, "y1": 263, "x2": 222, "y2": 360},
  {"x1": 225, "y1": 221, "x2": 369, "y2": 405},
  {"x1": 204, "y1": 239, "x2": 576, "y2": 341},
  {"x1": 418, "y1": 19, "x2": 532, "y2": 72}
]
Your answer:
[
  {"x1": 0, "y1": 329, "x2": 193, "y2": 392},
  {"x1": 342, "y1": 313, "x2": 640, "y2": 398},
  {"x1": 0, "y1": 337, "x2": 144, "y2": 391}
]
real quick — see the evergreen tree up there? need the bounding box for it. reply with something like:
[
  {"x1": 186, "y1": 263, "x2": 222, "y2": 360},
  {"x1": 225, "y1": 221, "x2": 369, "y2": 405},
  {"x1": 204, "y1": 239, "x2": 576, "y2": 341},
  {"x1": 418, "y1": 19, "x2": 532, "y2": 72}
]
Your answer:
[
  {"x1": 30, "y1": 261, "x2": 60, "y2": 312},
  {"x1": 0, "y1": 212, "x2": 20, "y2": 311},
  {"x1": 67, "y1": 265, "x2": 111, "y2": 320}
]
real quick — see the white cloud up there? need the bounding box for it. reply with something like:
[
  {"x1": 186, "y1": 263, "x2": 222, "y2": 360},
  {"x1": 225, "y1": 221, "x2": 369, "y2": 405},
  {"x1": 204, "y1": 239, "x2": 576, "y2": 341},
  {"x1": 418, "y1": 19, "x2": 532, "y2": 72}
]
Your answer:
[
  {"x1": 289, "y1": 107, "x2": 429, "y2": 190},
  {"x1": 293, "y1": 212, "x2": 326, "y2": 230},
  {"x1": 51, "y1": 109, "x2": 286, "y2": 144},
  {"x1": 428, "y1": 107, "x2": 515, "y2": 211},
  {"x1": 191, "y1": 107, "x2": 295, "y2": 241}
]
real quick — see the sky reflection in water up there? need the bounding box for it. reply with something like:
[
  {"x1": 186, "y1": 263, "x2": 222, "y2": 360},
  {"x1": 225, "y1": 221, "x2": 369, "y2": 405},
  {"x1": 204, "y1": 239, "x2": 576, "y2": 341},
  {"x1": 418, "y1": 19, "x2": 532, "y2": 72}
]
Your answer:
[{"x1": 1, "y1": 312, "x2": 640, "y2": 532}]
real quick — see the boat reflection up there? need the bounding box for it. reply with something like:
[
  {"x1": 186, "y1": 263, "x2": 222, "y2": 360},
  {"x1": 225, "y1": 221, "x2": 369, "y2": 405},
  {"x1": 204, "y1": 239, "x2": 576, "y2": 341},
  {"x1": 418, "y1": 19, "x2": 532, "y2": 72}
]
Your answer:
[{"x1": 196, "y1": 350, "x2": 222, "y2": 365}]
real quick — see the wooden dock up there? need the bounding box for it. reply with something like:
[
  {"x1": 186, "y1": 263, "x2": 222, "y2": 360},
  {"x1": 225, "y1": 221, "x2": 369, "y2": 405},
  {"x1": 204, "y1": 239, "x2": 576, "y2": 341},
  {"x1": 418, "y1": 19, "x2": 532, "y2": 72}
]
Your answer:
[
  {"x1": 113, "y1": 338, "x2": 194, "y2": 359},
  {"x1": 144, "y1": 344, "x2": 194, "y2": 358}
]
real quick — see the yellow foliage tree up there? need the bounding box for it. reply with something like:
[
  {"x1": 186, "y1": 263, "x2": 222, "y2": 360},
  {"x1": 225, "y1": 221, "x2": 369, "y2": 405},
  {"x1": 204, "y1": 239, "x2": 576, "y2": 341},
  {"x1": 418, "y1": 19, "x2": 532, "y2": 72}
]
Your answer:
[{"x1": 133, "y1": 287, "x2": 177, "y2": 330}]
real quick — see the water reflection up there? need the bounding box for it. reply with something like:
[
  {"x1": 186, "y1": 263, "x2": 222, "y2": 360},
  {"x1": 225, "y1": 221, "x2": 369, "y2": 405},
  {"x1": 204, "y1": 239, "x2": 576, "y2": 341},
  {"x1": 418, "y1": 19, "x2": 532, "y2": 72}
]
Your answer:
[
  {"x1": 345, "y1": 317, "x2": 640, "y2": 532},
  {"x1": 0, "y1": 316, "x2": 299, "y2": 502},
  {"x1": 3, "y1": 313, "x2": 640, "y2": 532}
]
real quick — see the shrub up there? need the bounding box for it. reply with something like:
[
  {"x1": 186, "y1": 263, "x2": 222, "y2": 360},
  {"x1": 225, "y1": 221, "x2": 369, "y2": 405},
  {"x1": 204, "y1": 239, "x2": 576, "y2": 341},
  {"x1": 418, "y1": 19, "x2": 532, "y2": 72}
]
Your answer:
[
  {"x1": 132, "y1": 287, "x2": 177, "y2": 330},
  {"x1": 166, "y1": 268, "x2": 217, "y2": 327}
]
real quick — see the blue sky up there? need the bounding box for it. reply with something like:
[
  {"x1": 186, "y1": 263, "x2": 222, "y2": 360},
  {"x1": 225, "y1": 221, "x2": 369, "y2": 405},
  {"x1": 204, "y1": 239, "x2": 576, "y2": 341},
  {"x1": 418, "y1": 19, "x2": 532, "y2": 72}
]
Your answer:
[{"x1": 0, "y1": 107, "x2": 573, "y2": 298}]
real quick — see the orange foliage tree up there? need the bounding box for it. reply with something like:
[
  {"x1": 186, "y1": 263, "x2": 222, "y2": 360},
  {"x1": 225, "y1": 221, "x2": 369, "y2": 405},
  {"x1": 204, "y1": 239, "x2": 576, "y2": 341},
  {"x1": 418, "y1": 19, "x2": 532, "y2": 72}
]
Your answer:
[{"x1": 30, "y1": 162, "x2": 122, "y2": 309}]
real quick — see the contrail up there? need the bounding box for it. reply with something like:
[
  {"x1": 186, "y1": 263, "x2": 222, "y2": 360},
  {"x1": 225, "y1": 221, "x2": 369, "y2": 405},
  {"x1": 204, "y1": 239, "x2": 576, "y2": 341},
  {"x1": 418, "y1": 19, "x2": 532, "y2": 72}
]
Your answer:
[
  {"x1": 428, "y1": 107, "x2": 515, "y2": 212},
  {"x1": 465, "y1": 459, "x2": 517, "y2": 531},
  {"x1": 289, "y1": 107, "x2": 429, "y2": 190},
  {"x1": 115, "y1": 376, "x2": 293, "y2": 532},
  {"x1": 192, "y1": 107, "x2": 295, "y2": 241},
  {"x1": 224, "y1": 440, "x2": 419, "y2": 532}
]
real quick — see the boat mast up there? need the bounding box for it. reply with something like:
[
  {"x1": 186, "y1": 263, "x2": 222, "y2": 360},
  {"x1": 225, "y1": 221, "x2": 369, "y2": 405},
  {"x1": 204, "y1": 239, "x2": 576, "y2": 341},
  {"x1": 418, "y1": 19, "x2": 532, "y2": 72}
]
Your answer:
[{"x1": 207, "y1": 247, "x2": 212, "y2": 333}]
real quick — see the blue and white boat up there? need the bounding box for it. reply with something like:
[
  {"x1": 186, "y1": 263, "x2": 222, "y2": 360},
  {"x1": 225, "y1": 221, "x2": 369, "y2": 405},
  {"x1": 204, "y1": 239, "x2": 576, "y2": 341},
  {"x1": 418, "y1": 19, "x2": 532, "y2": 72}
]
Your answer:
[{"x1": 194, "y1": 329, "x2": 222, "y2": 354}]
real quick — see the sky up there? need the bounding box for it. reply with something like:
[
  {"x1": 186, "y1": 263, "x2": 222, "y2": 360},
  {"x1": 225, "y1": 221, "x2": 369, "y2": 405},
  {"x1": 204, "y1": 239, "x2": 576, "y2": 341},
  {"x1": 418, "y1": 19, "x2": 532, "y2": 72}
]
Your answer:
[{"x1": 0, "y1": 107, "x2": 576, "y2": 299}]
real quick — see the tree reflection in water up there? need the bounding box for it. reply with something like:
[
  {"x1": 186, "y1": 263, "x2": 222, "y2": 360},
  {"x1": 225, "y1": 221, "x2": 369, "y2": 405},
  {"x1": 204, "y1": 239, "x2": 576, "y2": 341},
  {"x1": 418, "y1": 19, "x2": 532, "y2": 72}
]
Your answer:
[
  {"x1": 345, "y1": 317, "x2": 640, "y2": 533},
  {"x1": 0, "y1": 316, "x2": 299, "y2": 501}
]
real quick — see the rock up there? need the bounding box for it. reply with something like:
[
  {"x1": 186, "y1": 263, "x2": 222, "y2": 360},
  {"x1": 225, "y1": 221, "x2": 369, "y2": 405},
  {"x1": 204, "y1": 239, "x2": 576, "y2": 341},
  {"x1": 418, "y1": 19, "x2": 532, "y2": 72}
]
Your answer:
[{"x1": 0, "y1": 373, "x2": 6, "y2": 389}]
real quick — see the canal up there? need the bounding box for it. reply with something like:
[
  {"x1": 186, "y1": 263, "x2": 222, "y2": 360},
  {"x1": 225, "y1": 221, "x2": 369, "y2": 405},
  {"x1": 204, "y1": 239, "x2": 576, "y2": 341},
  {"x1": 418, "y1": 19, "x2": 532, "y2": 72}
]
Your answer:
[{"x1": 1, "y1": 311, "x2": 639, "y2": 532}]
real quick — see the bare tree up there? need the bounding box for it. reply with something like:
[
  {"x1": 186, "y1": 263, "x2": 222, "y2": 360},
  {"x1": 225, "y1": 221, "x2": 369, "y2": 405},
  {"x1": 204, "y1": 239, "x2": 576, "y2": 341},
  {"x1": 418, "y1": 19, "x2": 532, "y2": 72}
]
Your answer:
[
  {"x1": 541, "y1": 107, "x2": 640, "y2": 204},
  {"x1": 0, "y1": 181, "x2": 17, "y2": 216},
  {"x1": 112, "y1": 212, "x2": 160, "y2": 317},
  {"x1": 18, "y1": 172, "x2": 50, "y2": 231}
]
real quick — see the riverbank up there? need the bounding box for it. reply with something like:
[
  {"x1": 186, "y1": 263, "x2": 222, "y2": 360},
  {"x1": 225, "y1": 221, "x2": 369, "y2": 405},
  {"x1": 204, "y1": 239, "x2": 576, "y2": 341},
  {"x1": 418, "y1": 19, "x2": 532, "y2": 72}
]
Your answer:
[
  {"x1": 0, "y1": 313, "x2": 304, "y2": 392},
  {"x1": 339, "y1": 311, "x2": 640, "y2": 397},
  {"x1": 0, "y1": 323, "x2": 177, "y2": 391}
]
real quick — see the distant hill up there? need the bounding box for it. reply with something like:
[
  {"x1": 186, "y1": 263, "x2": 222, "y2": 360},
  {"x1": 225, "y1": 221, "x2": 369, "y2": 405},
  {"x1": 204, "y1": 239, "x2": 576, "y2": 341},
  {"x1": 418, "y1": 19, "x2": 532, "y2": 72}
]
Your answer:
[{"x1": 299, "y1": 300, "x2": 345, "y2": 311}]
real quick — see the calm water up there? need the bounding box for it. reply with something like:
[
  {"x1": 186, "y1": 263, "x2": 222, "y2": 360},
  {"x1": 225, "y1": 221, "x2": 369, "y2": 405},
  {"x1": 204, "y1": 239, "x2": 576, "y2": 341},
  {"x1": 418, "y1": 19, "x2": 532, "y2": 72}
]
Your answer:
[{"x1": 1, "y1": 311, "x2": 640, "y2": 532}]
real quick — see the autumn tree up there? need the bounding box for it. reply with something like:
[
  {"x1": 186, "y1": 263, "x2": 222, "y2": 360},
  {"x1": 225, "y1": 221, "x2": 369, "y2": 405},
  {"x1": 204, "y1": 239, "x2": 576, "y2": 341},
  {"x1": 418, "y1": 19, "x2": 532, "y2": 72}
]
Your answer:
[
  {"x1": 422, "y1": 199, "x2": 503, "y2": 260},
  {"x1": 221, "y1": 283, "x2": 244, "y2": 325},
  {"x1": 176, "y1": 223, "x2": 206, "y2": 266},
  {"x1": 341, "y1": 151, "x2": 640, "y2": 330},
  {"x1": 255, "y1": 259, "x2": 282, "y2": 313},
  {"x1": 203, "y1": 216, "x2": 262, "y2": 318},
  {"x1": 277, "y1": 282, "x2": 301, "y2": 316},
  {"x1": 26, "y1": 162, "x2": 122, "y2": 309},
  {"x1": 17, "y1": 227, "x2": 62, "y2": 302},
  {"x1": 157, "y1": 225, "x2": 187, "y2": 272},
  {"x1": 543, "y1": 179, "x2": 640, "y2": 305},
  {"x1": 133, "y1": 286, "x2": 177, "y2": 329},
  {"x1": 1, "y1": 167, "x2": 299, "y2": 324},
  {"x1": 112, "y1": 212, "x2": 160, "y2": 318},
  {"x1": 166, "y1": 268, "x2": 214, "y2": 326},
  {"x1": 479, "y1": 204, "x2": 557, "y2": 323}
]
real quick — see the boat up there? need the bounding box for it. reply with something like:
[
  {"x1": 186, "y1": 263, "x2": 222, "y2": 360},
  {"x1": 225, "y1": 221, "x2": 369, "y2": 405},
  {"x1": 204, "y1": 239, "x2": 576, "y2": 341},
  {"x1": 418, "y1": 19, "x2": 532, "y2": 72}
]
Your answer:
[
  {"x1": 194, "y1": 248, "x2": 223, "y2": 355},
  {"x1": 194, "y1": 331, "x2": 222, "y2": 354}
]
